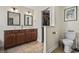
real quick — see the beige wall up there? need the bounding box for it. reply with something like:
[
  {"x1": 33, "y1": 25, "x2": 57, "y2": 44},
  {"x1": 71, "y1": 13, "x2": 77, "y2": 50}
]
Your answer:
[
  {"x1": 46, "y1": 6, "x2": 64, "y2": 52},
  {"x1": 46, "y1": 27, "x2": 58, "y2": 52}
]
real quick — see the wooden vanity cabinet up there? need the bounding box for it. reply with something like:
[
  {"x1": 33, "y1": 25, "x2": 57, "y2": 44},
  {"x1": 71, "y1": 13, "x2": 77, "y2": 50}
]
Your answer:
[
  {"x1": 4, "y1": 29, "x2": 37, "y2": 49},
  {"x1": 4, "y1": 31, "x2": 16, "y2": 48}
]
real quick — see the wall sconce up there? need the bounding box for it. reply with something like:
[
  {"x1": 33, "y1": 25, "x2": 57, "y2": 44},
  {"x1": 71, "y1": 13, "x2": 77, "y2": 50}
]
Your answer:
[
  {"x1": 10, "y1": 7, "x2": 18, "y2": 12},
  {"x1": 26, "y1": 11, "x2": 32, "y2": 15}
]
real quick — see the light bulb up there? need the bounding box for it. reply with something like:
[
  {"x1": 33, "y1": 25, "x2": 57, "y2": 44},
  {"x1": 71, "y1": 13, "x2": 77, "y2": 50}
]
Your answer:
[
  {"x1": 26, "y1": 11, "x2": 32, "y2": 15},
  {"x1": 26, "y1": 12, "x2": 29, "y2": 15},
  {"x1": 29, "y1": 13, "x2": 32, "y2": 15},
  {"x1": 15, "y1": 9, "x2": 18, "y2": 12},
  {"x1": 10, "y1": 8, "x2": 18, "y2": 12},
  {"x1": 10, "y1": 8, "x2": 14, "y2": 12}
]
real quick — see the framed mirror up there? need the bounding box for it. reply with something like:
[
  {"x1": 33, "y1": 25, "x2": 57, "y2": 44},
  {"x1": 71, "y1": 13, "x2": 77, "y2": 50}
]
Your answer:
[
  {"x1": 7, "y1": 11, "x2": 20, "y2": 26},
  {"x1": 24, "y1": 15, "x2": 33, "y2": 26}
]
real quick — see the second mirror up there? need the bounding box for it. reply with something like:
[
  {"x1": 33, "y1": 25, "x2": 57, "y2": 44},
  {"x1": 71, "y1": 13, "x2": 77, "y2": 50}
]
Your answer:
[{"x1": 24, "y1": 15, "x2": 33, "y2": 26}]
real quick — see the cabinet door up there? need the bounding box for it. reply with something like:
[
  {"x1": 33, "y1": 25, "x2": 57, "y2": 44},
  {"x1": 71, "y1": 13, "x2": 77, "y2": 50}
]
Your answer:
[
  {"x1": 27, "y1": 31, "x2": 32, "y2": 42},
  {"x1": 4, "y1": 34, "x2": 15, "y2": 49},
  {"x1": 24, "y1": 30, "x2": 29, "y2": 42},
  {"x1": 16, "y1": 32, "x2": 25, "y2": 45},
  {"x1": 31, "y1": 32, "x2": 37, "y2": 41}
]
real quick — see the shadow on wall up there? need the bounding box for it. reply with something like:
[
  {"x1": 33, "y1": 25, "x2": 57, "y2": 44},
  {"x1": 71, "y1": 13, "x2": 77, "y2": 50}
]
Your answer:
[{"x1": 76, "y1": 33, "x2": 79, "y2": 49}]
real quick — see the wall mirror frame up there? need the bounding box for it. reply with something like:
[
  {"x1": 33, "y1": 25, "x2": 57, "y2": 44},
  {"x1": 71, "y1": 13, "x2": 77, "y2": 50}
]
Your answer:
[
  {"x1": 24, "y1": 15, "x2": 33, "y2": 26},
  {"x1": 7, "y1": 11, "x2": 21, "y2": 26}
]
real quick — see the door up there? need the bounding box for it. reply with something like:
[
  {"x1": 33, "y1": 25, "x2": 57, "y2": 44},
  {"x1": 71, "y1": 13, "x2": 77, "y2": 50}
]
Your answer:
[{"x1": 31, "y1": 32, "x2": 37, "y2": 41}]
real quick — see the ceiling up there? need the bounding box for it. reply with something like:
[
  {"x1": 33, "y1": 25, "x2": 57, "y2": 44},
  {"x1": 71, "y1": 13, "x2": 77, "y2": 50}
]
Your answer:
[{"x1": 26, "y1": 6, "x2": 49, "y2": 10}]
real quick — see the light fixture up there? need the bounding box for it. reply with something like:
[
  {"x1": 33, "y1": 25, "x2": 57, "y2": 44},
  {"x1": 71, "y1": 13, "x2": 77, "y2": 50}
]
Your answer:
[
  {"x1": 26, "y1": 11, "x2": 29, "y2": 15},
  {"x1": 29, "y1": 13, "x2": 32, "y2": 15},
  {"x1": 10, "y1": 7, "x2": 18, "y2": 12},
  {"x1": 26, "y1": 11, "x2": 32, "y2": 15}
]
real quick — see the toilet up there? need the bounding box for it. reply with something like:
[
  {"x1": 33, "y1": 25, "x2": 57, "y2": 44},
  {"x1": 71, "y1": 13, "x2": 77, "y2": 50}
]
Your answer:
[{"x1": 62, "y1": 31, "x2": 76, "y2": 53}]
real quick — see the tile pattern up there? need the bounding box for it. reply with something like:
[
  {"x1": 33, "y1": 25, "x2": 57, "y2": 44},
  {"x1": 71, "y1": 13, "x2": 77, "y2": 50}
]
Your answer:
[
  {"x1": 4, "y1": 41, "x2": 43, "y2": 53},
  {"x1": 52, "y1": 47, "x2": 64, "y2": 53}
]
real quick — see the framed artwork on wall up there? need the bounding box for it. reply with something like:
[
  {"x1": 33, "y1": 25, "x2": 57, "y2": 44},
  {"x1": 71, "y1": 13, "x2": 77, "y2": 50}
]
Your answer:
[{"x1": 64, "y1": 6, "x2": 77, "y2": 22}]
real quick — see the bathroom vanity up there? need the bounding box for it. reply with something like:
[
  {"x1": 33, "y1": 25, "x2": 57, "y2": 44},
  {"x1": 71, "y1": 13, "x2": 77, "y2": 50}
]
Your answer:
[{"x1": 4, "y1": 29, "x2": 37, "y2": 49}]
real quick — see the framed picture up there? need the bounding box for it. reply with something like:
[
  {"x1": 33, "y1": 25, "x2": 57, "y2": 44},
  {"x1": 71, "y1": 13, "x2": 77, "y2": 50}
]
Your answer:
[
  {"x1": 64, "y1": 6, "x2": 77, "y2": 22},
  {"x1": 24, "y1": 15, "x2": 33, "y2": 26}
]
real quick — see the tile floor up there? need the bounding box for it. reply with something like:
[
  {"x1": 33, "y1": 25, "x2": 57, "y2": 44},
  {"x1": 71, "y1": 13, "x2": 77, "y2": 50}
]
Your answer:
[
  {"x1": 52, "y1": 47, "x2": 79, "y2": 53},
  {"x1": 3, "y1": 41, "x2": 43, "y2": 53},
  {"x1": 1, "y1": 41, "x2": 79, "y2": 53},
  {"x1": 52, "y1": 47, "x2": 64, "y2": 53}
]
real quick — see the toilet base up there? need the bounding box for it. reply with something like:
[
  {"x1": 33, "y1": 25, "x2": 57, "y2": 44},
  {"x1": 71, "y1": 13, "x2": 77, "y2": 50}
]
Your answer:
[{"x1": 64, "y1": 45, "x2": 72, "y2": 53}]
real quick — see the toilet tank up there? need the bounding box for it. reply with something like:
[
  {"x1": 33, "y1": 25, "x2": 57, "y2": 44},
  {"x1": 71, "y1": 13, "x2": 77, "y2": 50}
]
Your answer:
[{"x1": 65, "y1": 31, "x2": 76, "y2": 40}]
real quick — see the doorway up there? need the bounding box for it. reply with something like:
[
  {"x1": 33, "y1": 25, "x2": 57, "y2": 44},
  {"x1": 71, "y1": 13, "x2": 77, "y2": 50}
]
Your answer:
[{"x1": 41, "y1": 7, "x2": 50, "y2": 43}]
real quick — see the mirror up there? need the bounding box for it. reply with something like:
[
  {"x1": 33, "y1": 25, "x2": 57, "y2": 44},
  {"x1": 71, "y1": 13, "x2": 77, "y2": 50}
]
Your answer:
[
  {"x1": 24, "y1": 15, "x2": 33, "y2": 26},
  {"x1": 7, "y1": 11, "x2": 20, "y2": 26}
]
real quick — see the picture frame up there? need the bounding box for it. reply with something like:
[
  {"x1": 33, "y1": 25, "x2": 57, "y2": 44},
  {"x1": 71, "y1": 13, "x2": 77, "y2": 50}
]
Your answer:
[
  {"x1": 24, "y1": 15, "x2": 33, "y2": 26},
  {"x1": 64, "y1": 6, "x2": 77, "y2": 22}
]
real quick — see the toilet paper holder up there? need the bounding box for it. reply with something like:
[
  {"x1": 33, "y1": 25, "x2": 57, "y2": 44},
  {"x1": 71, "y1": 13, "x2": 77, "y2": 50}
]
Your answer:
[{"x1": 52, "y1": 32, "x2": 56, "y2": 34}]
